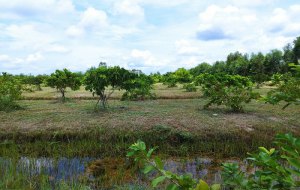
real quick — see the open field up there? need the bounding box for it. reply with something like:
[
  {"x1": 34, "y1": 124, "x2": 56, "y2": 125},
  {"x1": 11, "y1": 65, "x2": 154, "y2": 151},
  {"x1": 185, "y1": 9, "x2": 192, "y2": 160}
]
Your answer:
[
  {"x1": 21, "y1": 83, "x2": 203, "y2": 100},
  {"x1": 1, "y1": 86, "x2": 299, "y2": 189},
  {"x1": 1, "y1": 87, "x2": 299, "y2": 158}
]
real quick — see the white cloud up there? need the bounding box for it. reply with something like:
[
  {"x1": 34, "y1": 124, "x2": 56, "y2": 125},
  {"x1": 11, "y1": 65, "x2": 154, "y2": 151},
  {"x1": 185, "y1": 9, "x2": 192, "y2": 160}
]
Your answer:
[
  {"x1": 26, "y1": 52, "x2": 44, "y2": 62},
  {"x1": 175, "y1": 40, "x2": 200, "y2": 56}
]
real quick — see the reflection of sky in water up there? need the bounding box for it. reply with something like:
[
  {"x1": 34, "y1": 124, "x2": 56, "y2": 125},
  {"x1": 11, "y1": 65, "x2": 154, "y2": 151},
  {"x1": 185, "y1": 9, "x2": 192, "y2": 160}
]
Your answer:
[
  {"x1": 1, "y1": 157, "x2": 94, "y2": 184},
  {"x1": 0, "y1": 157, "x2": 244, "y2": 185}
]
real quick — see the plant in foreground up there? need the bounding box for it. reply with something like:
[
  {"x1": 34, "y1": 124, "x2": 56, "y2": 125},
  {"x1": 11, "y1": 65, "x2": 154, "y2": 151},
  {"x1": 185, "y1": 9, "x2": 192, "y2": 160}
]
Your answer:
[
  {"x1": 222, "y1": 133, "x2": 300, "y2": 190},
  {"x1": 127, "y1": 140, "x2": 221, "y2": 190}
]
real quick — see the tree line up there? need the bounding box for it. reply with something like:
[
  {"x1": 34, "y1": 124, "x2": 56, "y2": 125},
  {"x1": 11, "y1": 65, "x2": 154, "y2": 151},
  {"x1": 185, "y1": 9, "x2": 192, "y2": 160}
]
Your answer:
[{"x1": 0, "y1": 36, "x2": 299, "y2": 112}]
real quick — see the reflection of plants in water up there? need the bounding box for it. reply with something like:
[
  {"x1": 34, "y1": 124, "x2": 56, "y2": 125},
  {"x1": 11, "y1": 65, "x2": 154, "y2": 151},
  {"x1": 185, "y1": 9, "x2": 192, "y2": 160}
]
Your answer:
[
  {"x1": 127, "y1": 140, "x2": 221, "y2": 190},
  {"x1": 127, "y1": 133, "x2": 300, "y2": 190}
]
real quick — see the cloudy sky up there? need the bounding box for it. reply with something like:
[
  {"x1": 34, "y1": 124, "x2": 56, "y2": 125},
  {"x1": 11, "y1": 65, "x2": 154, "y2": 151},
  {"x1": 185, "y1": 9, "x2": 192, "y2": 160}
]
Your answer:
[{"x1": 0, "y1": 0, "x2": 299, "y2": 74}]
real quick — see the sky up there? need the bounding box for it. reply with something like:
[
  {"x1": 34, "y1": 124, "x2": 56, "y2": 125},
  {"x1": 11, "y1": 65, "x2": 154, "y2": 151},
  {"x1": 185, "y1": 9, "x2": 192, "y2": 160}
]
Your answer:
[{"x1": 0, "y1": 0, "x2": 299, "y2": 75}]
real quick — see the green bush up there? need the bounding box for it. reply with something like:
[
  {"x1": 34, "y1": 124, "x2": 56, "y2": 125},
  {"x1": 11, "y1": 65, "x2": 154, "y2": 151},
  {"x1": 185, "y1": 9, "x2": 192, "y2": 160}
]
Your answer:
[
  {"x1": 196, "y1": 74, "x2": 259, "y2": 112},
  {"x1": 0, "y1": 73, "x2": 22, "y2": 111},
  {"x1": 265, "y1": 64, "x2": 300, "y2": 109},
  {"x1": 222, "y1": 133, "x2": 300, "y2": 190},
  {"x1": 122, "y1": 74, "x2": 156, "y2": 101},
  {"x1": 183, "y1": 83, "x2": 197, "y2": 92}
]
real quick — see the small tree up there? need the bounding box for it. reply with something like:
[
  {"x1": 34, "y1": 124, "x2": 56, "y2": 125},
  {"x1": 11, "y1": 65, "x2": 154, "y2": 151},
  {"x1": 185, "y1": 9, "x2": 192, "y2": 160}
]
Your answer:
[
  {"x1": 265, "y1": 64, "x2": 300, "y2": 109},
  {"x1": 121, "y1": 74, "x2": 156, "y2": 100},
  {"x1": 196, "y1": 74, "x2": 259, "y2": 112},
  {"x1": 46, "y1": 69, "x2": 81, "y2": 101},
  {"x1": 84, "y1": 66, "x2": 134, "y2": 109},
  {"x1": 0, "y1": 73, "x2": 22, "y2": 111}
]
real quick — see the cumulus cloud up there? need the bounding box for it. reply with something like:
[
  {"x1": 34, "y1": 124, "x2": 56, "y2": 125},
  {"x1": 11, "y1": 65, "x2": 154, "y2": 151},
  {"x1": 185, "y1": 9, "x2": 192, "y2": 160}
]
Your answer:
[{"x1": 175, "y1": 40, "x2": 201, "y2": 56}]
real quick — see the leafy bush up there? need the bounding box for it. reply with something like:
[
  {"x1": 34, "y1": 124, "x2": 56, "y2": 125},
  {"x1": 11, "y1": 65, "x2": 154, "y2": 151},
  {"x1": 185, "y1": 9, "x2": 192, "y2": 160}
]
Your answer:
[
  {"x1": 196, "y1": 74, "x2": 259, "y2": 112},
  {"x1": 121, "y1": 74, "x2": 156, "y2": 101},
  {"x1": 222, "y1": 133, "x2": 300, "y2": 190},
  {"x1": 183, "y1": 83, "x2": 197, "y2": 92},
  {"x1": 0, "y1": 73, "x2": 22, "y2": 111},
  {"x1": 265, "y1": 64, "x2": 300, "y2": 109},
  {"x1": 127, "y1": 140, "x2": 221, "y2": 190}
]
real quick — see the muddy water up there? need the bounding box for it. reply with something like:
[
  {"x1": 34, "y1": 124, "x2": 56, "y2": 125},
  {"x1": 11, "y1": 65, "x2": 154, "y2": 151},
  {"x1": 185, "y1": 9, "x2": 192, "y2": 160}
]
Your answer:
[{"x1": 0, "y1": 157, "x2": 242, "y2": 186}]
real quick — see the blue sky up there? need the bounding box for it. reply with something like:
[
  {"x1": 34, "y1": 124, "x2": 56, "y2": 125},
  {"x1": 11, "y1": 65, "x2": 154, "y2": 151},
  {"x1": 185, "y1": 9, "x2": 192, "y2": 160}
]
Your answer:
[{"x1": 0, "y1": 0, "x2": 299, "y2": 74}]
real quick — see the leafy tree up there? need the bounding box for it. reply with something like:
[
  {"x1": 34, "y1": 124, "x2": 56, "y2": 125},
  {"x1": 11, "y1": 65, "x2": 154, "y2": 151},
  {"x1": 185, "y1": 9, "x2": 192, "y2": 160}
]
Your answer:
[
  {"x1": 265, "y1": 64, "x2": 300, "y2": 109},
  {"x1": 183, "y1": 83, "x2": 197, "y2": 92},
  {"x1": 0, "y1": 72, "x2": 22, "y2": 111},
  {"x1": 249, "y1": 52, "x2": 267, "y2": 87},
  {"x1": 264, "y1": 49, "x2": 284, "y2": 75},
  {"x1": 174, "y1": 68, "x2": 192, "y2": 83},
  {"x1": 283, "y1": 43, "x2": 296, "y2": 65},
  {"x1": 121, "y1": 74, "x2": 156, "y2": 101},
  {"x1": 293, "y1": 36, "x2": 300, "y2": 63},
  {"x1": 162, "y1": 72, "x2": 178, "y2": 87},
  {"x1": 46, "y1": 69, "x2": 81, "y2": 101},
  {"x1": 189, "y1": 62, "x2": 212, "y2": 77},
  {"x1": 84, "y1": 66, "x2": 134, "y2": 108},
  {"x1": 149, "y1": 72, "x2": 162, "y2": 83},
  {"x1": 210, "y1": 61, "x2": 226, "y2": 74},
  {"x1": 197, "y1": 74, "x2": 259, "y2": 112}
]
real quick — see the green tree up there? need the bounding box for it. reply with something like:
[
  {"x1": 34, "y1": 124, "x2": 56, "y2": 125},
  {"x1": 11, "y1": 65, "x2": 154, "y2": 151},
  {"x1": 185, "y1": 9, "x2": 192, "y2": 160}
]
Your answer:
[
  {"x1": 293, "y1": 36, "x2": 300, "y2": 63},
  {"x1": 46, "y1": 69, "x2": 81, "y2": 101},
  {"x1": 264, "y1": 64, "x2": 300, "y2": 109},
  {"x1": 197, "y1": 74, "x2": 259, "y2": 112},
  {"x1": 249, "y1": 52, "x2": 267, "y2": 87},
  {"x1": 0, "y1": 73, "x2": 22, "y2": 111},
  {"x1": 264, "y1": 49, "x2": 284, "y2": 76},
  {"x1": 174, "y1": 68, "x2": 192, "y2": 83},
  {"x1": 189, "y1": 62, "x2": 212, "y2": 77},
  {"x1": 84, "y1": 66, "x2": 135, "y2": 108},
  {"x1": 121, "y1": 74, "x2": 156, "y2": 100}
]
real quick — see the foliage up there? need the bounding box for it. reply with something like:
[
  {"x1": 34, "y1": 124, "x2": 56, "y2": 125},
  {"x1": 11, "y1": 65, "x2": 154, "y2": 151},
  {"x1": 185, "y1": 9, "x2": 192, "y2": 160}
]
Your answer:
[
  {"x1": 121, "y1": 74, "x2": 156, "y2": 101},
  {"x1": 222, "y1": 133, "x2": 300, "y2": 190},
  {"x1": 183, "y1": 83, "x2": 197, "y2": 92},
  {"x1": 127, "y1": 140, "x2": 221, "y2": 190},
  {"x1": 46, "y1": 69, "x2": 81, "y2": 101},
  {"x1": 196, "y1": 74, "x2": 259, "y2": 112},
  {"x1": 84, "y1": 66, "x2": 135, "y2": 108},
  {"x1": 162, "y1": 73, "x2": 178, "y2": 88},
  {"x1": 174, "y1": 68, "x2": 192, "y2": 83},
  {"x1": 265, "y1": 64, "x2": 300, "y2": 109},
  {"x1": 189, "y1": 62, "x2": 212, "y2": 77},
  {"x1": 0, "y1": 73, "x2": 22, "y2": 111}
]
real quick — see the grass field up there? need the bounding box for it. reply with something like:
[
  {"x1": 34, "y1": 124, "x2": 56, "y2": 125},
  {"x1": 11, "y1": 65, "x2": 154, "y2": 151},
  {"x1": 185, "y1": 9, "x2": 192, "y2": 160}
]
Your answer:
[
  {"x1": 1, "y1": 85, "x2": 299, "y2": 189},
  {"x1": 1, "y1": 85, "x2": 299, "y2": 158}
]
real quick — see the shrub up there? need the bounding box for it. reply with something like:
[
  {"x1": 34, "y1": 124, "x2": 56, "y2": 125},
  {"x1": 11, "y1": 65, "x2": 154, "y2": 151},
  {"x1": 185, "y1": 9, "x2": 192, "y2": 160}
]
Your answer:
[
  {"x1": 222, "y1": 133, "x2": 300, "y2": 190},
  {"x1": 265, "y1": 64, "x2": 300, "y2": 109},
  {"x1": 196, "y1": 74, "x2": 259, "y2": 112},
  {"x1": 183, "y1": 83, "x2": 197, "y2": 92},
  {"x1": 121, "y1": 74, "x2": 156, "y2": 101},
  {"x1": 0, "y1": 73, "x2": 22, "y2": 111}
]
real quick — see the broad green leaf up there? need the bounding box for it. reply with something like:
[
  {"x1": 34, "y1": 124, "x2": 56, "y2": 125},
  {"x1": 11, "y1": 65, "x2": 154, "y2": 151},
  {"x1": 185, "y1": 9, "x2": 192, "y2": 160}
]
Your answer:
[
  {"x1": 259, "y1": 147, "x2": 269, "y2": 154},
  {"x1": 143, "y1": 165, "x2": 155, "y2": 174},
  {"x1": 166, "y1": 184, "x2": 179, "y2": 190},
  {"x1": 210, "y1": 184, "x2": 221, "y2": 190},
  {"x1": 147, "y1": 147, "x2": 156, "y2": 158},
  {"x1": 155, "y1": 156, "x2": 164, "y2": 170},
  {"x1": 195, "y1": 180, "x2": 209, "y2": 190},
  {"x1": 152, "y1": 176, "x2": 166, "y2": 187},
  {"x1": 269, "y1": 148, "x2": 275, "y2": 155}
]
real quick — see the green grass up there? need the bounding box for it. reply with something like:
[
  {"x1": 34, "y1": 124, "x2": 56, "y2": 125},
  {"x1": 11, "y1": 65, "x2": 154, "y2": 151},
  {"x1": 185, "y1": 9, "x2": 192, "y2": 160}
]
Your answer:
[{"x1": 0, "y1": 95, "x2": 299, "y2": 158}]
